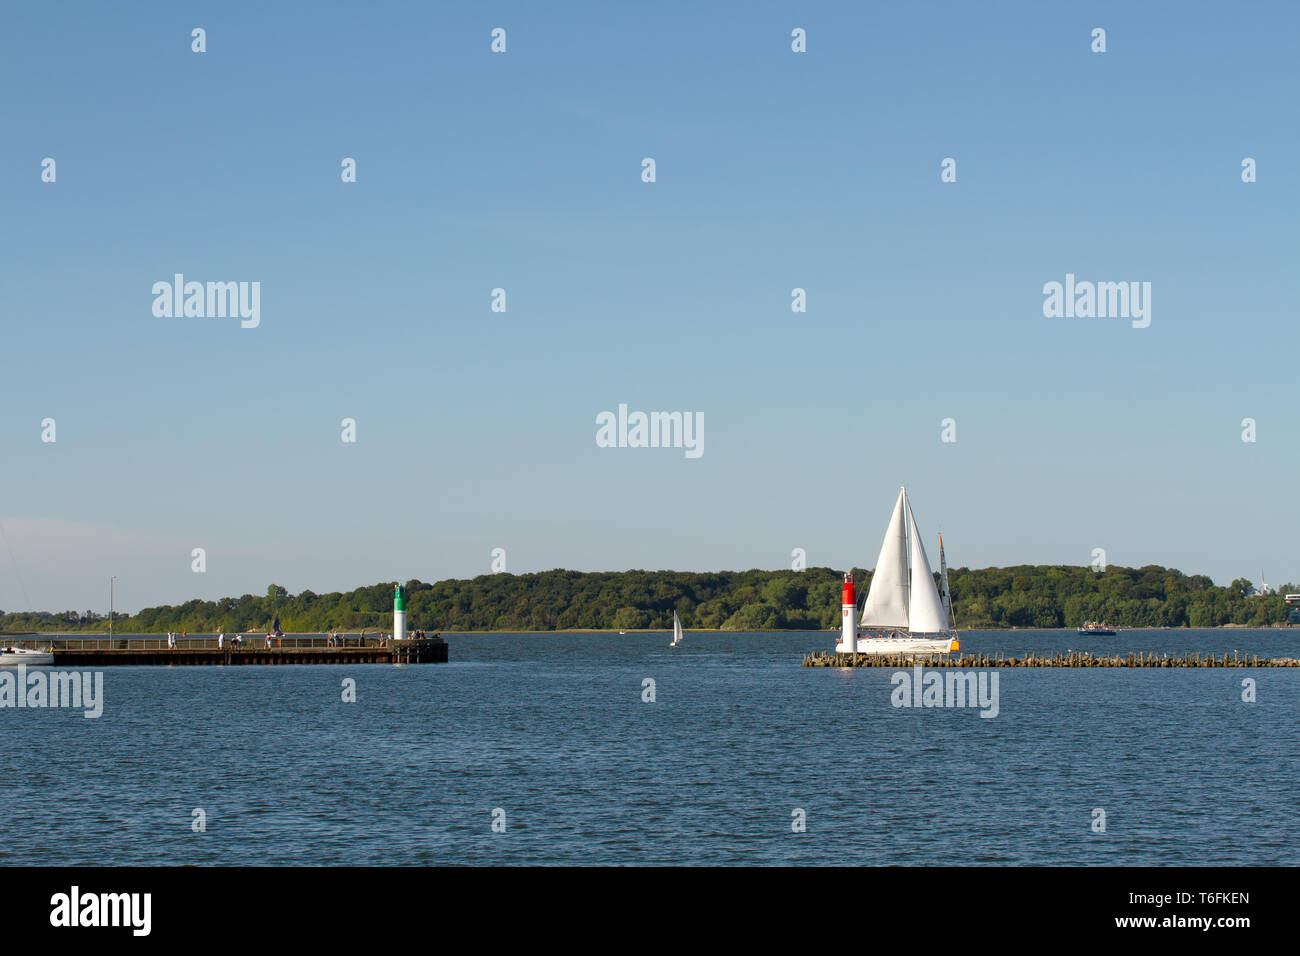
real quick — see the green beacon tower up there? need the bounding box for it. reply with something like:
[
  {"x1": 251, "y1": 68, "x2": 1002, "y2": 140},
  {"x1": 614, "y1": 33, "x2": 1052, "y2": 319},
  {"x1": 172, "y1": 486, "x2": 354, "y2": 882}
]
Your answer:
[{"x1": 393, "y1": 584, "x2": 407, "y2": 641}]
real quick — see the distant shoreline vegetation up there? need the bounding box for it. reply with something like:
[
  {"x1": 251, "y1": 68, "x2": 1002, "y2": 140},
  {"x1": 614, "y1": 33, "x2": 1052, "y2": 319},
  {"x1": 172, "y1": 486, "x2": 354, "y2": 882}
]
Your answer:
[{"x1": 1, "y1": 566, "x2": 1296, "y2": 634}]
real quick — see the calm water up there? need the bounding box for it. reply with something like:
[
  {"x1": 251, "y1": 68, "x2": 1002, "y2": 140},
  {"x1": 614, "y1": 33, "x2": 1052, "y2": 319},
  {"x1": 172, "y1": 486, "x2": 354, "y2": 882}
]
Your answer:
[{"x1": 2, "y1": 629, "x2": 1297, "y2": 865}]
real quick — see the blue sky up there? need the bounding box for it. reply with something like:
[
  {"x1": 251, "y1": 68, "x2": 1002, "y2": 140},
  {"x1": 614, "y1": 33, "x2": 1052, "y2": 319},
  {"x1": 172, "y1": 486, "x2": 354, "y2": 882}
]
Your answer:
[{"x1": 2, "y1": 1, "x2": 1296, "y2": 612}]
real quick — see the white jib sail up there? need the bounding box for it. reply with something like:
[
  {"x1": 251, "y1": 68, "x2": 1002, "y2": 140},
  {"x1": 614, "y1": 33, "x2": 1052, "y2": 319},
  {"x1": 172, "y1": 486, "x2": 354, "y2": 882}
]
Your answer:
[
  {"x1": 905, "y1": 496, "x2": 948, "y2": 634},
  {"x1": 672, "y1": 612, "x2": 683, "y2": 645},
  {"x1": 860, "y1": 488, "x2": 910, "y2": 628}
]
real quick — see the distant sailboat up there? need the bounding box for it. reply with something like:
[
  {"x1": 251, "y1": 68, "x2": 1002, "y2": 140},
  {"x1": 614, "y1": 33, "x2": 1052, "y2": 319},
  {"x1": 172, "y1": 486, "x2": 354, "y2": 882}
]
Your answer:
[
  {"x1": 670, "y1": 612, "x2": 683, "y2": 647},
  {"x1": 836, "y1": 486, "x2": 959, "y2": 655}
]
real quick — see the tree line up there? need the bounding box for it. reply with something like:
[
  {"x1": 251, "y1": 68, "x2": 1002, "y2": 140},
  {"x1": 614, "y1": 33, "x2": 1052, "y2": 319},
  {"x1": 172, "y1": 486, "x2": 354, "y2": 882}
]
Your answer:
[{"x1": 2, "y1": 565, "x2": 1296, "y2": 633}]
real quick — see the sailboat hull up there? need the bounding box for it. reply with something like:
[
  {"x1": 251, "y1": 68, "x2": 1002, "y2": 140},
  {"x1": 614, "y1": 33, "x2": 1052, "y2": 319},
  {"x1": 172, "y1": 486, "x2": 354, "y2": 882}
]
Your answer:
[
  {"x1": 835, "y1": 636, "x2": 958, "y2": 655},
  {"x1": 1, "y1": 649, "x2": 54, "y2": 666}
]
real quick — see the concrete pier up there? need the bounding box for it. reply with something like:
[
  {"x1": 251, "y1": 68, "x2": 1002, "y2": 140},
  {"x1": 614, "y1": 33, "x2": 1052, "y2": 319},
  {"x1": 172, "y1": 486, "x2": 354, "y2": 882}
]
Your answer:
[
  {"x1": 803, "y1": 649, "x2": 1300, "y2": 668},
  {"x1": 8, "y1": 634, "x2": 448, "y2": 666}
]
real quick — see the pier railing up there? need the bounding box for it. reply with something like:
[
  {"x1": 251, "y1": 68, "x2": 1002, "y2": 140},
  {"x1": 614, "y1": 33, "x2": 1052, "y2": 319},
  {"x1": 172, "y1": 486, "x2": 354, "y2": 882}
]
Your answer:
[
  {"x1": 8, "y1": 634, "x2": 448, "y2": 665},
  {"x1": 11, "y1": 635, "x2": 407, "y2": 651}
]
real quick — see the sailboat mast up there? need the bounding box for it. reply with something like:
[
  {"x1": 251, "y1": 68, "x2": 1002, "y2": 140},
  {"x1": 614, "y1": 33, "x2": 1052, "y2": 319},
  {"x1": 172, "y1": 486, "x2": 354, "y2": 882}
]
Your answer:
[{"x1": 940, "y1": 533, "x2": 953, "y2": 630}]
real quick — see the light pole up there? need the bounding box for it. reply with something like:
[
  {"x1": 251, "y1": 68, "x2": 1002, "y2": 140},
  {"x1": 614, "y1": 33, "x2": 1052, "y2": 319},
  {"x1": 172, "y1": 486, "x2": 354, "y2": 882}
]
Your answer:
[{"x1": 109, "y1": 576, "x2": 117, "y2": 642}]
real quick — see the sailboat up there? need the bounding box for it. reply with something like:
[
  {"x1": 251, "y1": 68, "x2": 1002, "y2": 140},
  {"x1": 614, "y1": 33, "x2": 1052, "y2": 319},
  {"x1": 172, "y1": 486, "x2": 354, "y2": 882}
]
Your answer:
[
  {"x1": 836, "y1": 486, "x2": 960, "y2": 655},
  {"x1": 1, "y1": 644, "x2": 54, "y2": 666},
  {"x1": 669, "y1": 611, "x2": 683, "y2": 647}
]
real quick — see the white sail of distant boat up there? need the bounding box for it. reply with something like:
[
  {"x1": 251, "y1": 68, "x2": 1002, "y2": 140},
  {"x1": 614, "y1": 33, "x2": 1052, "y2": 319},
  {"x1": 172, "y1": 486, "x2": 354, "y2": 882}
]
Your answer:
[
  {"x1": 670, "y1": 611, "x2": 683, "y2": 647},
  {"x1": 837, "y1": 486, "x2": 959, "y2": 655}
]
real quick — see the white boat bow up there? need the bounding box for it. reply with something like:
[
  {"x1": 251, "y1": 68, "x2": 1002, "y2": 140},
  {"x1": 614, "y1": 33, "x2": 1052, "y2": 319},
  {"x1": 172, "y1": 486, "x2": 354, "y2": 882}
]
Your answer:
[{"x1": 1, "y1": 645, "x2": 54, "y2": 666}]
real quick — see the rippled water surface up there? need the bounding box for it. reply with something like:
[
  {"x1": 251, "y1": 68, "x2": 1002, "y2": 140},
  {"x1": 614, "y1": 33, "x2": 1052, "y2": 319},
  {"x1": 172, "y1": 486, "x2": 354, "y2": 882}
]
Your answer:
[{"x1": 2, "y1": 629, "x2": 1296, "y2": 865}]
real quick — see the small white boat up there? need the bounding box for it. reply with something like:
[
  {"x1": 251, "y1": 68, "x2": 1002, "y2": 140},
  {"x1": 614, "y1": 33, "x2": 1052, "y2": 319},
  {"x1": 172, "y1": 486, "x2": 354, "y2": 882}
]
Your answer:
[
  {"x1": 0, "y1": 645, "x2": 54, "y2": 666},
  {"x1": 669, "y1": 612, "x2": 684, "y2": 647}
]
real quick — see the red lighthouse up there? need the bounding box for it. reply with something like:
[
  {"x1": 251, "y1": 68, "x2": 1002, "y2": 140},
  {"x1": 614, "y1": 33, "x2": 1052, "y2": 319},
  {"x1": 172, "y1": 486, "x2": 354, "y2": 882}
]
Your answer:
[{"x1": 838, "y1": 572, "x2": 858, "y2": 652}]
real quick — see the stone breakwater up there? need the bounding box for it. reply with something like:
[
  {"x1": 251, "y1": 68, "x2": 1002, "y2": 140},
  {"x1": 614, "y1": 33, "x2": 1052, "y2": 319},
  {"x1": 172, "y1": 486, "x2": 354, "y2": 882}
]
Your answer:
[{"x1": 802, "y1": 650, "x2": 1300, "y2": 668}]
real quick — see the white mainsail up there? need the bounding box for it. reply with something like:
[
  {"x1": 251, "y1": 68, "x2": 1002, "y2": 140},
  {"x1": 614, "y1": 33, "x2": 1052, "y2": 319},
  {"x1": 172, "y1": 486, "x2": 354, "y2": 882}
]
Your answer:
[
  {"x1": 860, "y1": 489, "x2": 909, "y2": 628},
  {"x1": 670, "y1": 611, "x2": 683, "y2": 646},
  {"x1": 904, "y1": 496, "x2": 948, "y2": 634}
]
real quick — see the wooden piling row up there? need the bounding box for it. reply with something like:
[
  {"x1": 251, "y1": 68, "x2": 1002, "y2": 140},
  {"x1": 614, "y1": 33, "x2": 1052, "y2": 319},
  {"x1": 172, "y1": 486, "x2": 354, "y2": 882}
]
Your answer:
[{"x1": 801, "y1": 649, "x2": 1299, "y2": 668}]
